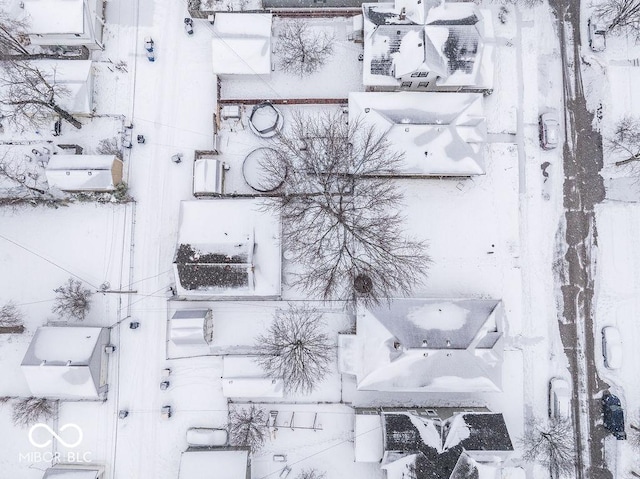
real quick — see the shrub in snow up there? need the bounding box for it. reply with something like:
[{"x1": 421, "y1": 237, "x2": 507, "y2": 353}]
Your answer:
[
  {"x1": 52, "y1": 278, "x2": 93, "y2": 321},
  {"x1": 255, "y1": 305, "x2": 332, "y2": 394},
  {"x1": 228, "y1": 405, "x2": 268, "y2": 452},
  {"x1": 0, "y1": 301, "x2": 24, "y2": 328},
  {"x1": 276, "y1": 20, "x2": 334, "y2": 77},
  {"x1": 96, "y1": 137, "x2": 123, "y2": 160},
  {"x1": 296, "y1": 469, "x2": 326, "y2": 479},
  {"x1": 12, "y1": 397, "x2": 57, "y2": 427},
  {"x1": 259, "y1": 110, "x2": 430, "y2": 304}
]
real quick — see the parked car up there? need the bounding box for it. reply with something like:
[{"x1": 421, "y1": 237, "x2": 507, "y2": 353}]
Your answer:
[
  {"x1": 186, "y1": 428, "x2": 228, "y2": 447},
  {"x1": 540, "y1": 112, "x2": 559, "y2": 150},
  {"x1": 588, "y1": 18, "x2": 606, "y2": 52},
  {"x1": 602, "y1": 326, "x2": 622, "y2": 369},
  {"x1": 549, "y1": 378, "x2": 571, "y2": 419},
  {"x1": 602, "y1": 391, "x2": 627, "y2": 440}
]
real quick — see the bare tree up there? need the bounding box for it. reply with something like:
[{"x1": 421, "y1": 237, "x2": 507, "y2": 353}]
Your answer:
[
  {"x1": 0, "y1": 301, "x2": 25, "y2": 333},
  {"x1": 604, "y1": 116, "x2": 640, "y2": 166},
  {"x1": 255, "y1": 305, "x2": 332, "y2": 394},
  {"x1": 276, "y1": 20, "x2": 334, "y2": 77},
  {"x1": 0, "y1": 10, "x2": 30, "y2": 59},
  {"x1": 96, "y1": 137, "x2": 123, "y2": 159},
  {"x1": 596, "y1": 0, "x2": 640, "y2": 36},
  {"x1": 12, "y1": 397, "x2": 57, "y2": 427},
  {"x1": 259, "y1": 111, "x2": 429, "y2": 304},
  {"x1": 0, "y1": 60, "x2": 82, "y2": 130},
  {"x1": 519, "y1": 417, "x2": 575, "y2": 478},
  {"x1": 228, "y1": 405, "x2": 268, "y2": 452},
  {"x1": 296, "y1": 469, "x2": 326, "y2": 479},
  {"x1": 52, "y1": 278, "x2": 93, "y2": 321}
]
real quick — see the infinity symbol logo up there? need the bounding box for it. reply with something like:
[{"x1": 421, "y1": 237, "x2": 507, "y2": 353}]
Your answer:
[{"x1": 28, "y1": 423, "x2": 83, "y2": 448}]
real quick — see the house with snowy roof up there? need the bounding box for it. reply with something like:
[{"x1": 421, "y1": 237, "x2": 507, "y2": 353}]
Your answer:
[
  {"x1": 359, "y1": 0, "x2": 494, "y2": 91},
  {"x1": 173, "y1": 199, "x2": 281, "y2": 299},
  {"x1": 13, "y1": 0, "x2": 105, "y2": 49},
  {"x1": 211, "y1": 14, "x2": 273, "y2": 76},
  {"x1": 349, "y1": 91, "x2": 486, "y2": 176},
  {"x1": 31, "y1": 60, "x2": 94, "y2": 115},
  {"x1": 354, "y1": 409, "x2": 513, "y2": 479},
  {"x1": 45, "y1": 154, "x2": 123, "y2": 192},
  {"x1": 338, "y1": 299, "x2": 504, "y2": 392},
  {"x1": 21, "y1": 327, "x2": 111, "y2": 400}
]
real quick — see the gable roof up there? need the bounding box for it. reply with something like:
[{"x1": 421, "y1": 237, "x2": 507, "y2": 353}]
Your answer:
[
  {"x1": 362, "y1": 1, "x2": 490, "y2": 88},
  {"x1": 179, "y1": 450, "x2": 249, "y2": 479},
  {"x1": 211, "y1": 14, "x2": 272, "y2": 75},
  {"x1": 22, "y1": 0, "x2": 85, "y2": 35},
  {"x1": 31, "y1": 60, "x2": 93, "y2": 114},
  {"x1": 382, "y1": 412, "x2": 512, "y2": 479},
  {"x1": 340, "y1": 299, "x2": 504, "y2": 392},
  {"x1": 45, "y1": 155, "x2": 121, "y2": 191},
  {"x1": 173, "y1": 199, "x2": 281, "y2": 298},
  {"x1": 349, "y1": 92, "x2": 486, "y2": 176}
]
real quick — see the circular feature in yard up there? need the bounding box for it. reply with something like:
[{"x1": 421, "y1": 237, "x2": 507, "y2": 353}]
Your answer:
[
  {"x1": 243, "y1": 147, "x2": 287, "y2": 192},
  {"x1": 354, "y1": 274, "x2": 373, "y2": 295},
  {"x1": 248, "y1": 102, "x2": 284, "y2": 138}
]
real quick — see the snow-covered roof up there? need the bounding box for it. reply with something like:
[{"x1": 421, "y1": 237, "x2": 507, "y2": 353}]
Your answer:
[
  {"x1": 170, "y1": 310, "x2": 212, "y2": 346},
  {"x1": 222, "y1": 355, "x2": 284, "y2": 398},
  {"x1": 341, "y1": 299, "x2": 504, "y2": 392},
  {"x1": 349, "y1": 92, "x2": 486, "y2": 176},
  {"x1": 31, "y1": 60, "x2": 93, "y2": 114},
  {"x1": 193, "y1": 158, "x2": 224, "y2": 195},
  {"x1": 354, "y1": 414, "x2": 384, "y2": 462},
  {"x1": 178, "y1": 450, "x2": 249, "y2": 479},
  {"x1": 45, "y1": 155, "x2": 121, "y2": 192},
  {"x1": 43, "y1": 468, "x2": 102, "y2": 479},
  {"x1": 22, "y1": 0, "x2": 85, "y2": 35},
  {"x1": 173, "y1": 199, "x2": 281, "y2": 298},
  {"x1": 211, "y1": 14, "x2": 272, "y2": 75},
  {"x1": 21, "y1": 327, "x2": 108, "y2": 399},
  {"x1": 362, "y1": 1, "x2": 491, "y2": 88}
]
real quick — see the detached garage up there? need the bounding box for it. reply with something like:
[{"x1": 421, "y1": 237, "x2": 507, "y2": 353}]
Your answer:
[
  {"x1": 46, "y1": 155, "x2": 123, "y2": 192},
  {"x1": 170, "y1": 309, "x2": 214, "y2": 346}
]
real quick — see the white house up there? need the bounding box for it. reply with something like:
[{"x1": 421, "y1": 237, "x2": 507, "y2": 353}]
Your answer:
[
  {"x1": 354, "y1": 409, "x2": 512, "y2": 479},
  {"x1": 360, "y1": 0, "x2": 494, "y2": 91},
  {"x1": 21, "y1": 327, "x2": 111, "y2": 400},
  {"x1": 45, "y1": 155, "x2": 123, "y2": 192},
  {"x1": 16, "y1": 0, "x2": 105, "y2": 49},
  {"x1": 178, "y1": 449, "x2": 250, "y2": 479},
  {"x1": 222, "y1": 355, "x2": 284, "y2": 398},
  {"x1": 338, "y1": 299, "x2": 504, "y2": 392},
  {"x1": 173, "y1": 199, "x2": 281, "y2": 299},
  {"x1": 349, "y1": 91, "x2": 486, "y2": 176},
  {"x1": 33, "y1": 60, "x2": 94, "y2": 115},
  {"x1": 211, "y1": 14, "x2": 272, "y2": 76}
]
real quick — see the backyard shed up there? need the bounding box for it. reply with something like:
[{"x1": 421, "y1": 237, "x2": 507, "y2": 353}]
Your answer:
[
  {"x1": 21, "y1": 327, "x2": 111, "y2": 400},
  {"x1": 32, "y1": 60, "x2": 94, "y2": 114},
  {"x1": 45, "y1": 155, "x2": 123, "y2": 192},
  {"x1": 222, "y1": 355, "x2": 284, "y2": 398},
  {"x1": 193, "y1": 158, "x2": 224, "y2": 196},
  {"x1": 170, "y1": 309, "x2": 214, "y2": 346},
  {"x1": 178, "y1": 449, "x2": 250, "y2": 479}
]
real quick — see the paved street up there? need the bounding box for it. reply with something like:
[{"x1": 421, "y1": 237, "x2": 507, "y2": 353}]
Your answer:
[{"x1": 547, "y1": 0, "x2": 610, "y2": 477}]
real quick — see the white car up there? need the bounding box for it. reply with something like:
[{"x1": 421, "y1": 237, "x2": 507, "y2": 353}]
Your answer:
[
  {"x1": 540, "y1": 112, "x2": 559, "y2": 150},
  {"x1": 549, "y1": 378, "x2": 571, "y2": 419},
  {"x1": 588, "y1": 18, "x2": 606, "y2": 52},
  {"x1": 602, "y1": 326, "x2": 622, "y2": 369},
  {"x1": 186, "y1": 428, "x2": 228, "y2": 447}
]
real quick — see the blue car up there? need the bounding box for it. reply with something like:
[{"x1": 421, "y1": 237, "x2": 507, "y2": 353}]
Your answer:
[{"x1": 602, "y1": 391, "x2": 627, "y2": 440}]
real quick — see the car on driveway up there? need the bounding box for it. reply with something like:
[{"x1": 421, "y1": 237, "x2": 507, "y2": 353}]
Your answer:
[
  {"x1": 602, "y1": 391, "x2": 627, "y2": 440},
  {"x1": 540, "y1": 112, "x2": 559, "y2": 150},
  {"x1": 588, "y1": 18, "x2": 606, "y2": 52},
  {"x1": 549, "y1": 378, "x2": 571, "y2": 419},
  {"x1": 602, "y1": 326, "x2": 622, "y2": 369}
]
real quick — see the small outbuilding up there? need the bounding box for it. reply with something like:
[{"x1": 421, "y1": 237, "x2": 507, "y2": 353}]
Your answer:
[
  {"x1": 222, "y1": 356, "x2": 284, "y2": 398},
  {"x1": 170, "y1": 309, "x2": 214, "y2": 347},
  {"x1": 32, "y1": 60, "x2": 94, "y2": 114},
  {"x1": 178, "y1": 449, "x2": 250, "y2": 479},
  {"x1": 193, "y1": 158, "x2": 225, "y2": 197},
  {"x1": 45, "y1": 155, "x2": 123, "y2": 192},
  {"x1": 42, "y1": 466, "x2": 104, "y2": 479},
  {"x1": 21, "y1": 327, "x2": 111, "y2": 400}
]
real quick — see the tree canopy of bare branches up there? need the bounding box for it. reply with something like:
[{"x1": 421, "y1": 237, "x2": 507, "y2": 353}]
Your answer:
[
  {"x1": 52, "y1": 278, "x2": 93, "y2": 321},
  {"x1": 0, "y1": 301, "x2": 25, "y2": 333},
  {"x1": 604, "y1": 115, "x2": 640, "y2": 166},
  {"x1": 255, "y1": 304, "x2": 332, "y2": 394},
  {"x1": 259, "y1": 111, "x2": 429, "y2": 304},
  {"x1": 276, "y1": 20, "x2": 334, "y2": 77},
  {"x1": 0, "y1": 10, "x2": 30, "y2": 58},
  {"x1": 596, "y1": 0, "x2": 640, "y2": 36},
  {"x1": 12, "y1": 397, "x2": 57, "y2": 427},
  {"x1": 0, "y1": 60, "x2": 82, "y2": 130},
  {"x1": 519, "y1": 417, "x2": 575, "y2": 478},
  {"x1": 228, "y1": 405, "x2": 268, "y2": 452}
]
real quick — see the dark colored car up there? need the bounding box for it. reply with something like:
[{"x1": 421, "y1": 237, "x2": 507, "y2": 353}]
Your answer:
[{"x1": 602, "y1": 391, "x2": 627, "y2": 440}]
